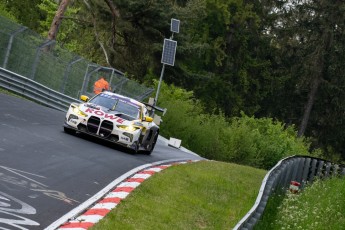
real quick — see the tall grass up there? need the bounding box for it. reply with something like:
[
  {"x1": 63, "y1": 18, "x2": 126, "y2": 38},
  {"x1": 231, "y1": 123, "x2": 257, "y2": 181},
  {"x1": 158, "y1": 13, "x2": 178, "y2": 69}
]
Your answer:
[{"x1": 256, "y1": 177, "x2": 345, "y2": 229}]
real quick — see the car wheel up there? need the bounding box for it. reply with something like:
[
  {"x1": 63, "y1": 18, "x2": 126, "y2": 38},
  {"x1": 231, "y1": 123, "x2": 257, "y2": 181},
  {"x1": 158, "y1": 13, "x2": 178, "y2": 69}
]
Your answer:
[
  {"x1": 143, "y1": 132, "x2": 158, "y2": 155},
  {"x1": 64, "y1": 126, "x2": 76, "y2": 135},
  {"x1": 129, "y1": 141, "x2": 139, "y2": 154}
]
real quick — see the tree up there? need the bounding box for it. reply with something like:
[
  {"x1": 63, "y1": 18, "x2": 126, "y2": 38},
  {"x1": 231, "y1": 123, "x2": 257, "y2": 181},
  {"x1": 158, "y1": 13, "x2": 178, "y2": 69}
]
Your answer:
[
  {"x1": 47, "y1": 0, "x2": 70, "y2": 41},
  {"x1": 169, "y1": 0, "x2": 274, "y2": 117},
  {"x1": 263, "y1": 0, "x2": 345, "y2": 159}
]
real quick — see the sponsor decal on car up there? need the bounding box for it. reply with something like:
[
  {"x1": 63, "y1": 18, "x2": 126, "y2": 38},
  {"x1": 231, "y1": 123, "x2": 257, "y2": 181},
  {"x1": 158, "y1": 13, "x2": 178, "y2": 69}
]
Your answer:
[
  {"x1": 121, "y1": 136, "x2": 130, "y2": 142},
  {"x1": 84, "y1": 108, "x2": 125, "y2": 124},
  {"x1": 70, "y1": 120, "x2": 77, "y2": 125}
]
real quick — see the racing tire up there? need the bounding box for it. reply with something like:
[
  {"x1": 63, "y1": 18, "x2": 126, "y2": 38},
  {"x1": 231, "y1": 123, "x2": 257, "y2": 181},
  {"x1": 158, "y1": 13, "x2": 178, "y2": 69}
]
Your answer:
[
  {"x1": 143, "y1": 132, "x2": 158, "y2": 155},
  {"x1": 64, "y1": 126, "x2": 76, "y2": 135},
  {"x1": 129, "y1": 141, "x2": 139, "y2": 154}
]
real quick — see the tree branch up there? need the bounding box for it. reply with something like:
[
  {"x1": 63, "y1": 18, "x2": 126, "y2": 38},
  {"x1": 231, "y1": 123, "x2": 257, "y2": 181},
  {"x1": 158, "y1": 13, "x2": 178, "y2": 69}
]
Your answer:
[{"x1": 83, "y1": 0, "x2": 111, "y2": 66}]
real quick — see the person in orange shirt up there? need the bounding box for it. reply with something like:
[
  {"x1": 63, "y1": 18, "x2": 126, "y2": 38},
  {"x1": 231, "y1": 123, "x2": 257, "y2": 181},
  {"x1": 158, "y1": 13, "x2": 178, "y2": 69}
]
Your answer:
[{"x1": 93, "y1": 76, "x2": 110, "y2": 94}]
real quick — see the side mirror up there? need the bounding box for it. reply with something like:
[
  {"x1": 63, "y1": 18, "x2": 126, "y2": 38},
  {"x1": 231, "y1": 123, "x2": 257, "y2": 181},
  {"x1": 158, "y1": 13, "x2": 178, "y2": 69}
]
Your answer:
[
  {"x1": 80, "y1": 95, "x2": 89, "y2": 102},
  {"x1": 144, "y1": 116, "x2": 153, "y2": 122}
]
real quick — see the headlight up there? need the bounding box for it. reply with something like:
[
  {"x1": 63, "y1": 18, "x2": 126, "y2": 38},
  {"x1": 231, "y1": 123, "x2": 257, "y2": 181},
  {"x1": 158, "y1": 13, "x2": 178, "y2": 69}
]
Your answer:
[
  {"x1": 117, "y1": 125, "x2": 139, "y2": 132},
  {"x1": 72, "y1": 106, "x2": 87, "y2": 117}
]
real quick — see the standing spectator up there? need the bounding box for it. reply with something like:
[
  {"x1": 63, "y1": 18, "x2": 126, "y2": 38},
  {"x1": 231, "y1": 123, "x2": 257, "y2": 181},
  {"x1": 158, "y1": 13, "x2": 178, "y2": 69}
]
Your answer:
[{"x1": 93, "y1": 76, "x2": 110, "y2": 94}]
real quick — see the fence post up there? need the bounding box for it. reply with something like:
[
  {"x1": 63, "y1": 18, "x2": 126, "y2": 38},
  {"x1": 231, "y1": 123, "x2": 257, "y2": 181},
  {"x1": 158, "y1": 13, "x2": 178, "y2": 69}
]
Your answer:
[
  {"x1": 80, "y1": 64, "x2": 101, "y2": 96},
  {"x1": 30, "y1": 40, "x2": 55, "y2": 80},
  {"x1": 113, "y1": 77, "x2": 128, "y2": 94},
  {"x1": 3, "y1": 26, "x2": 27, "y2": 69},
  {"x1": 60, "y1": 57, "x2": 83, "y2": 93},
  {"x1": 138, "y1": 88, "x2": 155, "y2": 101}
]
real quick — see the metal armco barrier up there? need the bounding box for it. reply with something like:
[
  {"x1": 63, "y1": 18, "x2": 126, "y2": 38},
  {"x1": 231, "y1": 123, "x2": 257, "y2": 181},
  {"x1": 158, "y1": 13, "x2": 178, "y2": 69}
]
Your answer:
[
  {"x1": 0, "y1": 67, "x2": 79, "y2": 111},
  {"x1": 233, "y1": 155, "x2": 345, "y2": 230}
]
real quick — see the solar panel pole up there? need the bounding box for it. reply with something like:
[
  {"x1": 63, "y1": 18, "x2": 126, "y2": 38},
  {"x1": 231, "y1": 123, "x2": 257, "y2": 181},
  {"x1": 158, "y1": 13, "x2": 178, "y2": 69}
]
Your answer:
[
  {"x1": 152, "y1": 19, "x2": 180, "y2": 116},
  {"x1": 154, "y1": 64, "x2": 166, "y2": 107}
]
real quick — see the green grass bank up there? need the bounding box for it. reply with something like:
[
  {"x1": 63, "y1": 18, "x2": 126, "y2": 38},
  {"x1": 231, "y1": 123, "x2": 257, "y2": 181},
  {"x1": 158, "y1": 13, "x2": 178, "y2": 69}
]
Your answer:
[{"x1": 91, "y1": 160, "x2": 266, "y2": 230}]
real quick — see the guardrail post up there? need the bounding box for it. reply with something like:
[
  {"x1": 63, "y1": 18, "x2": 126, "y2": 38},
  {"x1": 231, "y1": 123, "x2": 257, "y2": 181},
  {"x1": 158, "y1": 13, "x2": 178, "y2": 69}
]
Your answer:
[
  {"x1": 282, "y1": 160, "x2": 293, "y2": 190},
  {"x1": 324, "y1": 162, "x2": 331, "y2": 178},
  {"x1": 341, "y1": 167, "x2": 345, "y2": 176},
  {"x1": 332, "y1": 164, "x2": 339, "y2": 177},
  {"x1": 301, "y1": 158, "x2": 311, "y2": 188},
  {"x1": 309, "y1": 159, "x2": 318, "y2": 182},
  {"x1": 291, "y1": 158, "x2": 300, "y2": 181},
  {"x1": 279, "y1": 162, "x2": 290, "y2": 190},
  {"x1": 296, "y1": 157, "x2": 305, "y2": 183},
  {"x1": 3, "y1": 26, "x2": 27, "y2": 69},
  {"x1": 316, "y1": 160, "x2": 324, "y2": 179}
]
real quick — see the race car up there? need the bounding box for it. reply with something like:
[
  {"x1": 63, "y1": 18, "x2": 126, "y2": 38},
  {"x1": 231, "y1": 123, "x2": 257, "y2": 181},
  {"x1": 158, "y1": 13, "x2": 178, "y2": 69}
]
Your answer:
[{"x1": 63, "y1": 91, "x2": 160, "y2": 154}]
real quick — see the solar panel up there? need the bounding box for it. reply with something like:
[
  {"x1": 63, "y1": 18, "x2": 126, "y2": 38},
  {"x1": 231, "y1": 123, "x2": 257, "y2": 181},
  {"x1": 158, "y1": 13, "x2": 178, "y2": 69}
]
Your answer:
[
  {"x1": 161, "y1": 39, "x2": 177, "y2": 66},
  {"x1": 171, "y1": 18, "x2": 180, "y2": 33}
]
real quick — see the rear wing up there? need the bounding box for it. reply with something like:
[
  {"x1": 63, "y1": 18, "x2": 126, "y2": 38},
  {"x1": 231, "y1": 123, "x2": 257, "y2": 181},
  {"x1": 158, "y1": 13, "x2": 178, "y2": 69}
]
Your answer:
[{"x1": 143, "y1": 102, "x2": 167, "y2": 116}]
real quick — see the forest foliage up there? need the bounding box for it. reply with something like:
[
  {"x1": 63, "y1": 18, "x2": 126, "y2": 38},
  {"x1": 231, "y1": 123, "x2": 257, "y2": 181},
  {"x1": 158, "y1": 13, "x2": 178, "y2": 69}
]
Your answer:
[{"x1": 1, "y1": 0, "x2": 345, "y2": 163}]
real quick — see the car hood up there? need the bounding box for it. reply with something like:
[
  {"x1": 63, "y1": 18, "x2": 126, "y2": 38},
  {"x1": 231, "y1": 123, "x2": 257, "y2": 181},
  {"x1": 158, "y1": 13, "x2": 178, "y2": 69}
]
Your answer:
[{"x1": 79, "y1": 103, "x2": 135, "y2": 125}]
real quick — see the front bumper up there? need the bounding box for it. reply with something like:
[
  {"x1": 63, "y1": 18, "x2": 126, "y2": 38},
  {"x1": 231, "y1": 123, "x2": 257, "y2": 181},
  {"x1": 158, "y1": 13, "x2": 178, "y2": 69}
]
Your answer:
[{"x1": 64, "y1": 107, "x2": 141, "y2": 148}]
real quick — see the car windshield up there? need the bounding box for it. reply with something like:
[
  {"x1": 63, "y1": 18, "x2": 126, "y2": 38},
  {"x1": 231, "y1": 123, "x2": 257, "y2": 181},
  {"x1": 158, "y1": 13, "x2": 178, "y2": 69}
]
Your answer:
[
  {"x1": 114, "y1": 100, "x2": 140, "y2": 119},
  {"x1": 90, "y1": 95, "x2": 116, "y2": 110},
  {"x1": 90, "y1": 94, "x2": 140, "y2": 119}
]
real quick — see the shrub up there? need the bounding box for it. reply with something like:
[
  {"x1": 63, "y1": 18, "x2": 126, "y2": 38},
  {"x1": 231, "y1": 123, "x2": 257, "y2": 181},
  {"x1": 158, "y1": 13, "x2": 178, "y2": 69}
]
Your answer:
[
  {"x1": 224, "y1": 114, "x2": 311, "y2": 169},
  {"x1": 155, "y1": 81, "x2": 312, "y2": 169}
]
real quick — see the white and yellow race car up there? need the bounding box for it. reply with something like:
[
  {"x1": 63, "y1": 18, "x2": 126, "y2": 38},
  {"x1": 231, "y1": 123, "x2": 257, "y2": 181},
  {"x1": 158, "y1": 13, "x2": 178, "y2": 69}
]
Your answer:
[{"x1": 63, "y1": 91, "x2": 159, "y2": 154}]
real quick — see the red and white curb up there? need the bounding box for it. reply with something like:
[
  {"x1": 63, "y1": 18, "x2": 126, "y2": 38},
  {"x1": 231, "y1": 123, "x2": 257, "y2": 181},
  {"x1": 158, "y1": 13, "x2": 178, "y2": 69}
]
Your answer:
[{"x1": 47, "y1": 160, "x2": 199, "y2": 230}]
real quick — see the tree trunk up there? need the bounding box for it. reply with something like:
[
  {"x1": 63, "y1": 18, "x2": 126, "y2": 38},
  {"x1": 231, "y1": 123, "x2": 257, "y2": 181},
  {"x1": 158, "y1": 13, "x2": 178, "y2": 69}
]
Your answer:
[
  {"x1": 104, "y1": 0, "x2": 120, "y2": 64},
  {"x1": 297, "y1": 76, "x2": 321, "y2": 137},
  {"x1": 47, "y1": 0, "x2": 70, "y2": 41},
  {"x1": 297, "y1": 29, "x2": 333, "y2": 137}
]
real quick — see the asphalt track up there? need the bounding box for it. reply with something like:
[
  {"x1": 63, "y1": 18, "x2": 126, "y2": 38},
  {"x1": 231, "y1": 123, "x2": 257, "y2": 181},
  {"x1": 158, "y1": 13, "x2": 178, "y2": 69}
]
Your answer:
[{"x1": 0, "y1": 93, "x2": 203, "y2": 230}]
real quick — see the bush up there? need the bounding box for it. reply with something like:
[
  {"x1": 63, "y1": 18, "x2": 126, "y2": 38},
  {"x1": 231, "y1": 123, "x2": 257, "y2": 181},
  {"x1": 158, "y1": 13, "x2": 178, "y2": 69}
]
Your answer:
[
  {"x1": 224, "y1": 114, "x2": 311, "y2": 169},
  {"x1": 156, "y1": 81, "x2": 312, "y2": 169}
]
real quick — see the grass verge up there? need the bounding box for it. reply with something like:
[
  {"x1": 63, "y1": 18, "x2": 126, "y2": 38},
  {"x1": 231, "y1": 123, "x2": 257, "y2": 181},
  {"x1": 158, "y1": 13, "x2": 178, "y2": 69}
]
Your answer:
[{"x1": 91, "y1": 160, "x2": 266, "y2": 230}]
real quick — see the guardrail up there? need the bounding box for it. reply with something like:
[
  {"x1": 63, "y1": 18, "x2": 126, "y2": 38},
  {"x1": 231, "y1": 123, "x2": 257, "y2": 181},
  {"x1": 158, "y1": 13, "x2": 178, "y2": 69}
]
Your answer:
[
  {"x1": 233, "y1": 155, "x2": 345, "y2": 230},
  {"x1": 0, "y1": 67, "x2": 79, "y2": 111}
]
